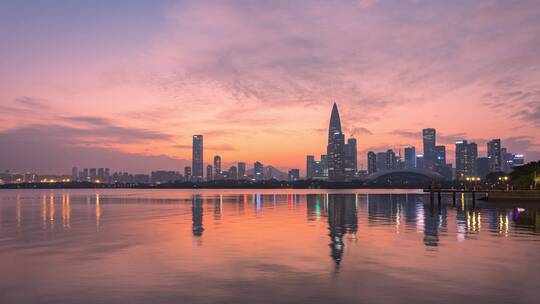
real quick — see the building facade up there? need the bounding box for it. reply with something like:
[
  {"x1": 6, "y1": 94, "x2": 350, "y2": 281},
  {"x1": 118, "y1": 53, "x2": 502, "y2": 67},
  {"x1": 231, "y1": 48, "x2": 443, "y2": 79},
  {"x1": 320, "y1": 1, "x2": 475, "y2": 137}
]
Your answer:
[
  {"x1": 192, "y1": 135, "x2": 204, "y2": 181},
  {"x1": 422, "y1": 128, "x2": 436, "y2": 170},
  {"x1": 487, "y1": 139, "x2": 502, "y2": 173},
  {"x1": 404, "y1": 146, "x2": 416, "y2": 169},
  {"x1": 367, "y1": 151, "x2": 377, "y2": 174},
  {"x1": 327, "y1": 103, "x2": 346, "y2": 181},
  {"x1": 455, "y1": 140, "x2": 478, "y2": 179}
]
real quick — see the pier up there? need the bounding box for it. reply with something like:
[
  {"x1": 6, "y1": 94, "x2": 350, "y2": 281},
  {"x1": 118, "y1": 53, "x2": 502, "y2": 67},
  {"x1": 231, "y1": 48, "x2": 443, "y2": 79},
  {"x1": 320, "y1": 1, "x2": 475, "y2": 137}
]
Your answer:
[
  {"x1": 424, "y1": 189, "x2": 540, "y2": 203},
  {"x1": 423, "y1": 189, "x2": 489, "y2": 205}
]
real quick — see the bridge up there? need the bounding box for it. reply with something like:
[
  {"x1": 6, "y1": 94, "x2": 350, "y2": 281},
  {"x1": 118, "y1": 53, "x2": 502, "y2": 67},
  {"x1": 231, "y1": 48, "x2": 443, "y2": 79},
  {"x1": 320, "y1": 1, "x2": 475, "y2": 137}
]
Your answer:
[{"x1": 366, "y1": 169, "x2": 445, "y2": 183}]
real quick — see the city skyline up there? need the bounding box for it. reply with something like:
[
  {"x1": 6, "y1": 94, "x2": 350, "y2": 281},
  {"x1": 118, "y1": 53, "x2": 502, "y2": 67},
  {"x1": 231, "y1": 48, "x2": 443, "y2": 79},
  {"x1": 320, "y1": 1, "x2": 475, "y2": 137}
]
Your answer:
[
  {"x1": 0, "y1": 103, "x2": 526, "y2": 184},
  {"x1": 1, "y1": 1, "x2": 540, "y2": 174}
]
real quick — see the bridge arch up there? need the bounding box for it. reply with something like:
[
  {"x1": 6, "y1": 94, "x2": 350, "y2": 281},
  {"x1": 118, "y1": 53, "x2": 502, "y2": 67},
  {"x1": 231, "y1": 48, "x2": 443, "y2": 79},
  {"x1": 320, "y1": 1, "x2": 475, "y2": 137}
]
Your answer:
[{"x1": 366, "y1": 169, "x2": 445, "y2": 183}]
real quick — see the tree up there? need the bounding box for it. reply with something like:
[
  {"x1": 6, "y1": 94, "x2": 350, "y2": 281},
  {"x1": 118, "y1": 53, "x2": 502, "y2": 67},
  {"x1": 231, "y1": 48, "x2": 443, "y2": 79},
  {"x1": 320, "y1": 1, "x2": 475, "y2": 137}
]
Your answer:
[{"x1": 509, "y1": 161, "x2": 540, "y2": 189}]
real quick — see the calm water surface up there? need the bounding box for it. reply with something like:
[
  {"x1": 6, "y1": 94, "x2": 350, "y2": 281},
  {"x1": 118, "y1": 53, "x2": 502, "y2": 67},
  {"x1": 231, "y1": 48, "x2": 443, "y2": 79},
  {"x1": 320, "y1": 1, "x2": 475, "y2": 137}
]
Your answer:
[{"x1": 0, "y1": 189, "x2": 539, "y2": 303}]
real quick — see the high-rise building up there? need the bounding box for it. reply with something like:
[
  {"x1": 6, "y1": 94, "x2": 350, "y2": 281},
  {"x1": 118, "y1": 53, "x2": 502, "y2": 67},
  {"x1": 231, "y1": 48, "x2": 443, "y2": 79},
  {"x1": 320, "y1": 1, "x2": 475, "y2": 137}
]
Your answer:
[
  {"x1": 254, "y1": 162, "x2": 264, "y2": 180},
  {"x1": 422, "y1": 128, "x2": 436, "y2": 170},
  {"x1": 184, "y1": 166, "x2": 192, "y2": 181},
  {"x1": 71, "y1": 167, "x2": 78, "y2": 180},
  {"x1": 404, "y1": 147, "x2": 416, "y2": 169},
  {"x1": 501, "y1": 148, "x2": 513, "y2": 173},
  {"x1": 455, "y1": 140, "x2": 478, "y2": 180},
  {"x1": 306, "y1": 155, "x2": 315, "y2": 178},
  {"x1": 192, "y1": 135, "x2": 204, "y2": 181},
  {"x1": 238, "y1": 162, "x2": 246, "y2": 179},
  {"x1": 367, "y1": 151, "x2": 377, "y2": 174},
  {"x1": 416, "y1": 155, "x2": 425, "y2": 170},
  {"x1": 213, "y1": 155, "x2": 221, "y2": 177},
  {"x1": 327, "y1": 103, "x2": 345, "y2": 181},
  {"x1": 344, "y1": 137, "x2": 357, "y2": 179},
  {"x1": 513, "y1": 154, "x2": 525, "y2": 166},
  {"x1": 477, "y1": 157, "x2": 489, "y2": 179},
  {"x1": 434, "y1": 145, "x2": 446, "y2": 177},
  {"x1": 376, "y1": 152, "x2": 387, "y2": 172},
  {"x1": 228, "y1": 166, "x2": 238, "y2": 180},
  {"x1": 90, "y1": 168, "x2": 97, "y2": 181},
  {"x1": 81, "y1": 168, "x2": 89, "y2": 181},
  {"x1": 206, "y1": 165, "x2": 213, "y2": 181},
  {"x1": 320, "y1": 154, "x2": 329, "y2": 177},
  {"x1": 288, "y1": 169, "x2": 300, "y2": 181},
  {"x1": 98, "y1": 168, "x2": 105, "y2": 180},
  {"x1": 487, "y1": 139, "x2": 502, "y2": 173},
  {"x1": 386, "y1": 149, "x2": 396, "y2": 170}
]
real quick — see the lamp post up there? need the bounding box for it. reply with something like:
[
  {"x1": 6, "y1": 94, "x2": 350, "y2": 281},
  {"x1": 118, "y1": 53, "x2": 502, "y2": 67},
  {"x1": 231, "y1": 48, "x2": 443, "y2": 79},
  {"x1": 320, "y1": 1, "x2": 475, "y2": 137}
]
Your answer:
[{"x1": 498, "y1": 176, "x2": 509, "y2": 190}]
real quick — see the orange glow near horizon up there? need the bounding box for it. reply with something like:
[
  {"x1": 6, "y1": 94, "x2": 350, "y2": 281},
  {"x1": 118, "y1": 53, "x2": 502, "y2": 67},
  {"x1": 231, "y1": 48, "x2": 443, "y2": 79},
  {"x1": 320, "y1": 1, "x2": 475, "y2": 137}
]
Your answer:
[{"x1": 0, "y1": 1, "x2": 539, "y2": 173}]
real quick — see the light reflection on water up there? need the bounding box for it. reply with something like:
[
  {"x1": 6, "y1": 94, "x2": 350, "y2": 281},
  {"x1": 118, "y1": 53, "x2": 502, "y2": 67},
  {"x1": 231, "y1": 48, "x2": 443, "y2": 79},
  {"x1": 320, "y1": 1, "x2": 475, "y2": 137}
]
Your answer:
[{"x1": 0, "y1": 189, "x2": 539, "y2": 304}]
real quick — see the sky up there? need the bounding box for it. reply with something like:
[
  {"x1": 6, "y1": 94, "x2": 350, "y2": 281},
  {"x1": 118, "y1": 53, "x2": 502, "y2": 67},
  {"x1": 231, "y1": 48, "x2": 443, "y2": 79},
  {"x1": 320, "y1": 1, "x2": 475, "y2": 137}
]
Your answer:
[{"x1": 0, "y1": 0, "x2": 539, "y2": 174}]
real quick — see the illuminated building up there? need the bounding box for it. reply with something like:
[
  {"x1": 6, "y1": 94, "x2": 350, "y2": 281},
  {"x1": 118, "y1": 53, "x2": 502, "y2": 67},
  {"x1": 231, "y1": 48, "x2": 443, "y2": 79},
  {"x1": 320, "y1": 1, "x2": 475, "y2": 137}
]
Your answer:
[
  {"x1": 238, "y1": 162, "x2": 246, "y2": 179},
  {"x1": 254, "y1": 162, "x2": 264, "y2": 180},
  {"x1": 327, "y1": 103, "x2": 345, "y2": 181},
  {"x1": 192, "y1": 135, "x2": 204, "y2": 181},
  {"x1": 487, "y1": 139, "x2": 502, "y2": 172},
  {"x1": 344, "y1": 137, "x2": 357, "y2": 179},
  {"x1": 455, "y1": 140, "x2": 478, "y2": 180},
  {"x1": 422, "y1": 128, "x2": 436, "y2": 170}
]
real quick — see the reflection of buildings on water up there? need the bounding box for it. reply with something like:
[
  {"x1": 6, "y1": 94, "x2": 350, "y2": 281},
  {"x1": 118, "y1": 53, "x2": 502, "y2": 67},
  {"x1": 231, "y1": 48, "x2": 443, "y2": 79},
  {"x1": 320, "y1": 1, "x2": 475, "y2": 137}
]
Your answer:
[
  {"x1": 327, "y1": 194, "x2": 358, "y2": 268},
  {"x1": 306, "y1": 194, "x2": 326, "y2": 221},
  {"x1": 367, "y1": 194, "x2": 399, "y2": 225},
  {"x1": 192, "y1": 195, "x2": 204, "y2": 237},
  {"x1": 213, "y1": 195, "x2": 222, "y2": 222},
  {"x1": 423, "y1": 204, "x2": 447, "y2": 247}
]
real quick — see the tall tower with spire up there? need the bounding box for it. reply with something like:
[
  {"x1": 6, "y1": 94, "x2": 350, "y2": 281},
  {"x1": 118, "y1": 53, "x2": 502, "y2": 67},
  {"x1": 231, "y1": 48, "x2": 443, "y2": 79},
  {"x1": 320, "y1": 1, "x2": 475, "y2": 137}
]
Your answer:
[{"x1": 327, "y1": 103, "x2": 346, "y2": 181}]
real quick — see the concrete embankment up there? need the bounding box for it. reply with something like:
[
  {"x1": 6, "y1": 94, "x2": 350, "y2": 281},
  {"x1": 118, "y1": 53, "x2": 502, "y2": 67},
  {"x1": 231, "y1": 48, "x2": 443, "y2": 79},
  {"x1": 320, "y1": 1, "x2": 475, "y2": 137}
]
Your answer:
[{"x1": 485, "y1": 190, "x2": 540, "y2": 202}]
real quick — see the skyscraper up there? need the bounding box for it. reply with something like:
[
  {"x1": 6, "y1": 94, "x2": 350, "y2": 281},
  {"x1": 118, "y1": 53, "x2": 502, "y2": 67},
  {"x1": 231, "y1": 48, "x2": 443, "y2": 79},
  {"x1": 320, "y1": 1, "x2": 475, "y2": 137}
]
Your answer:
[
  {"x1": 422, "y1": 128, "x2": 436, "y2": 170},
  {"x1": 404, "y1": 147, "x2": 416, "y2": 169},
  {"x1": 206, "y1": 165, "x2": 213, "y2": 181},
  {"x1": 192, "y1": 135, "x2": 204, "y2": 181},
  {"x1": 306, "y1": 155, "x2": 315, "y2": 178},
  {"x1": 376, "y1": 152, "x2": 387, "y2": 172},
  {"x1": 213, "y1": 155, "x2": 221, "y2": 177},
  {"x1": 434, "y1": 145, "x2": 446, "y2": 171},
  {"x1": 487, "y1": 139, "x2": 502, "y2": 172},
  {"x1": 416, "y1": 155, "x2": 425, "y2": 169},
  {"x1": 455, "y1": 140, "x2": 478, "y2": 179},
  {"x1": 344, "y1": 137, "x2": 357, "y2": 179},
  {"x1": 238, "y1": 162, "x2": 246, "y2": 179},
  {"x1": 386, "y1": 149, "x2": 396, "y2": 170},
  {"x1": 367, "y1": 151, "x2": 377, "y2": 174},
  {"x1": 327, "y1": 103, "x2": 345, "y2": 181},
  {"x1": 228, "y1": 166, "x2": 238, "y2": 180},
  {"x1": 254, "y1": 162, "x2": 264, "y2": 180}
]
